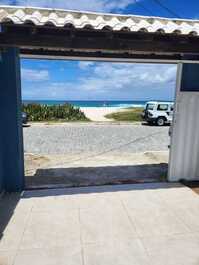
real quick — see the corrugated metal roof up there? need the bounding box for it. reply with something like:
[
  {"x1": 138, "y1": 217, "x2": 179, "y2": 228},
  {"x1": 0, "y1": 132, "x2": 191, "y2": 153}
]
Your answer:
[{"x1": 0, "y1": 5, "x2": 199, "y2": 36}]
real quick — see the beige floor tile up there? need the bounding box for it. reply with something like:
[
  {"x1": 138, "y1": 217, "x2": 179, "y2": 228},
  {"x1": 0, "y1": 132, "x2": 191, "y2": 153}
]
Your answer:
[
  {"x1": 0, "y1": 212, "x2": 29, "y2": 251},
  {"x1": 13, "y1": 198, "x2": 34, "y2": 213},
  {"x1": 73, "y1": 192, "x2": 122, "y2": 211},
  {"x1": 120, "y1": 189, "x2": 165, "y2": 213},
  {"x1": 142, "y1": 233, "x2": 199, "y2": 265},
  {"x1": 176, "y1": 209, "x2": 199, "y2": 232},
  {"x1": 31, "y1": 196, "x2": 75, "y2": 212},
  {"x1": 166, "y1": 201, "x2": 199, "y2": 232},
  {"x1": 128, "y1": 207, "x2": 190, "y2": 237},
  {"x1": 14, "y1": 245, "x2": 82, "y2": 265},
  {"x1": 83, "y1": 239, "x2": 150, "y2": 265},
  {"x1": 0, "y1": 250, "x2": 16, "y2": 265},
  {"x1": 19, "y1": 210, "x2": 81, "y2": 249},
  {"x1": 157, "y1": 186, "x2": 199, "y2": 202},
  {"x1": 0, "y1": 231, "x2": 23, "y2": 251},
  {"x1": 80, "y1": 206, "x2": 137, "y2": 244},
  {"x1": 1, "y1": 184, "x2": 199, "y2": 265}
]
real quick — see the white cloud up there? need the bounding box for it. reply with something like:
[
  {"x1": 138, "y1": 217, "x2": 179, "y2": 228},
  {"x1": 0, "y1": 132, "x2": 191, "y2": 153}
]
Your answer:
[
  {"x1": 22, "y1": 61, "x2": 177, "y2": 101},
  {"x1": 79, "y1": 63, "x2": 177, "y2": 91},
  {"x1": 22, "y1": 81, "x2": 80, "y2": 99},
  {"x1": 1, "y1": 0, "x2": 134, "y2": 12},
  {"x1": 21, "y1": 68, "x2": 49, "y2": 81},
  {"x1": 78, "y1": 61, "x2": 95, "y2": 70}
]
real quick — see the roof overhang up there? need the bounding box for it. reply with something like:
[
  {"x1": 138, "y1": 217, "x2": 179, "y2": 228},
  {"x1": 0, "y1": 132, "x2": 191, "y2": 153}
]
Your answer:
[{"x1": 1, "y1": 5, "x2": 199, "y2": 61}]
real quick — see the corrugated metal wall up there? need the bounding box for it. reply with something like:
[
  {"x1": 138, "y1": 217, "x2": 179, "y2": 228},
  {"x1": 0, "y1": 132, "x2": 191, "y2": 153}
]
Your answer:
[{"x1": 169, "y1": 63, "x2": 199, "y2": 181}]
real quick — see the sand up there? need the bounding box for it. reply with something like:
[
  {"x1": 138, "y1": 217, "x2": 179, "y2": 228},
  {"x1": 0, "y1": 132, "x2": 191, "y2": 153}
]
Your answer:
[{"x1": 80, "y1": 107, "x2": 125, "y2": 121}]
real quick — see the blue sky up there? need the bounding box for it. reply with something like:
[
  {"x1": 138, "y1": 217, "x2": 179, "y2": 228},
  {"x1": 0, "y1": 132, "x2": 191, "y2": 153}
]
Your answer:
[
  {"x1": 1, "y1": 0, "x2": 197, "y2": 101},
  {"x1": 21, "y1": 60, "x2": 177, "y2": 101}
]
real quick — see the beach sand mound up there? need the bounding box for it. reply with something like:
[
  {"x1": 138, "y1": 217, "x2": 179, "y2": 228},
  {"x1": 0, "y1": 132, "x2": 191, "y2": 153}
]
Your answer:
[{"x1": 80, "y1": 107, "x2": 125, "y2": 122}]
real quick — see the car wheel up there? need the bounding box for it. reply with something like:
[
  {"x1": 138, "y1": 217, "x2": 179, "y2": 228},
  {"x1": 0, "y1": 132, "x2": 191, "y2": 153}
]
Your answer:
[{"x1": 156, "y1": 117, "x2": 165, "y2": 126}]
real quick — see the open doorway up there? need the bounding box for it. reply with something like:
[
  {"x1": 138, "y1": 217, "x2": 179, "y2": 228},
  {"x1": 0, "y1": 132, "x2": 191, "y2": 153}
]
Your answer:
[{"x1": 21, "y1": 59, "x2": 177, "y2": 189}]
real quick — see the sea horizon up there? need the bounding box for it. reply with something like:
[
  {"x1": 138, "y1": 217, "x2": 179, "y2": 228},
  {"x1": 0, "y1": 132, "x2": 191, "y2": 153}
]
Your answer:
[
  {"x1": 22, "y1": 99, "x2": 173, "y2": 108},
  {"x1": 22, "y1": 100, "x2": 146, "y2": 108}
]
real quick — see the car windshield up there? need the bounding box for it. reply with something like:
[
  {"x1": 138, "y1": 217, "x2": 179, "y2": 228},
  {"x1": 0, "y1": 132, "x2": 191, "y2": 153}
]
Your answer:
[{"x1": 146, "y1": 104, "x2": 155, "y2": 110}]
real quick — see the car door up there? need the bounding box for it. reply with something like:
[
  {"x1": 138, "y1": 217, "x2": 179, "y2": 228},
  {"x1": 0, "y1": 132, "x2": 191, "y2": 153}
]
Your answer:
[
  {"x1": 167, "y1": 104, "x2": 174, "y2": 122},
  {"x1": 157, "y1": 104, "x2": 169, "y2": 119}
]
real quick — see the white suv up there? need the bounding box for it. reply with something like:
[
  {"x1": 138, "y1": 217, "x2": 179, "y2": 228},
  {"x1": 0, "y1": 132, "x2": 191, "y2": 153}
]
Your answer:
[{"x1": 142, "y1": 101, "x2": 174, "y2": 126}]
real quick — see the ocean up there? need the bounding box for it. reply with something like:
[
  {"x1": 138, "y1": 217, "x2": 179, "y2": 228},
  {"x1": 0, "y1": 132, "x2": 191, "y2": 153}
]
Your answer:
[{"x1": 22, "y1": 100, "x2": 146, "y2": 108}]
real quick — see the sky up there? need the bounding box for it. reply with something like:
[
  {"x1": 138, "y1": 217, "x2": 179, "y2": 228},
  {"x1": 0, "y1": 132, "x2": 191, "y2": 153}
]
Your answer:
[{"x1": 1, "y1": 0, "x2": 198, "y2": 101}]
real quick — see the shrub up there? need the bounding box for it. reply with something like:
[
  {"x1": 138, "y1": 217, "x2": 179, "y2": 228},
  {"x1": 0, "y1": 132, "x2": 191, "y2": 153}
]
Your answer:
[
  {"x1": 22, "y1": 103, "x2": 89, "y2": 122},
  {"x1": 105, "y1": 107, "x2": 144, "y2": 122}
]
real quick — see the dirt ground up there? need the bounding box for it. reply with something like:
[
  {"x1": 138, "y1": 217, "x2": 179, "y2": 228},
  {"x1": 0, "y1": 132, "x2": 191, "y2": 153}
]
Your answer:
[{"x1": 25, "y1": 151, "x2": 169, "y2": 188}]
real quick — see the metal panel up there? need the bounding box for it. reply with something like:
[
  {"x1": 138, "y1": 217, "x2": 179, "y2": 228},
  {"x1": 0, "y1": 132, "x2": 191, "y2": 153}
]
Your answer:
[
  {"x1": 19, "y1": 54, "x2": 199, "y2": 64},
  {"x1": 0, "y1": 48, "x2": 24, "y2": 192},
  {"x1": 169, "y1": 63, "x2": 199, "y2": 181},
  {"x1": 0, "y1": 135, "x2": 4, "y2": 193},
  {"x1": 0, "y1": 51, "x2": 5, "y2": 193}
]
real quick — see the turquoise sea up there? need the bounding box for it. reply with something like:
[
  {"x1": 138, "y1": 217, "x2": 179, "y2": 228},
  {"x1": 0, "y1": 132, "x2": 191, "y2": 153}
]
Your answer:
[{"x1": 23, "y1": 100, "x2": 146, "y2": 108}]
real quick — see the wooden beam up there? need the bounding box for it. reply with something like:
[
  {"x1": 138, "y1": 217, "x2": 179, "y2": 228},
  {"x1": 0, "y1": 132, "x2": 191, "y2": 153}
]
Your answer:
[
  {"x1": 20, "y1": 48, "x2": 193, "y2": 61},
  {"x1": 0, "y1": 25, "x2": 199, "y2": 59}
]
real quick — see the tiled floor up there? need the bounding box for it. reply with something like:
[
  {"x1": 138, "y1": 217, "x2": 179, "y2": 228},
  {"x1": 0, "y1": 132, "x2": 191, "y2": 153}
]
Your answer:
[{"x1": 0, "y1": 183, "x2": 199, "y2": 265}]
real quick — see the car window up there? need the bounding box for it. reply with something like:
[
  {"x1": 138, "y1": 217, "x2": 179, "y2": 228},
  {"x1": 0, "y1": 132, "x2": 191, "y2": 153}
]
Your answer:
[
  {"x1": 157, "y1": 104, "x2": 168, "y2": 111},
  {"x1": 146, "y1": 104, "x2": 155, "y2": 110}
]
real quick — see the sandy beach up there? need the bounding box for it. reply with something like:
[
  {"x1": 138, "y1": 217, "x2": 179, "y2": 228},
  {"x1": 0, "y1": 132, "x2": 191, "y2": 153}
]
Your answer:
[{"x1": 80, "y1": 107, "x2": 125, "y2": 121}]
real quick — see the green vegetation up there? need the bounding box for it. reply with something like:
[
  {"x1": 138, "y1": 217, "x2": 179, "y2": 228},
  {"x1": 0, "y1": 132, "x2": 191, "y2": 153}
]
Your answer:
[
  {"x1": 22, "y1": 103, "x2": 89, "y2": 122},
  {"x1": 105, "y1": 107, "x2": 144, "y2": 122}
]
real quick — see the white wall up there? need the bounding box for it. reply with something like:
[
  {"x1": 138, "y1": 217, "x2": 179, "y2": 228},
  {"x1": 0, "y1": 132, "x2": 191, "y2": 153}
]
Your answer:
[{"x1": 169, "y1": 63, "x2": 199, "y2": 181}]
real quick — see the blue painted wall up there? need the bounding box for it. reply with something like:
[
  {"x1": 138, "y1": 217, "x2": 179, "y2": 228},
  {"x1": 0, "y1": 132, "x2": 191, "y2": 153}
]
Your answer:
[
  {"x1": 0, "y1": 138, "x2": 4, "y2": 194},
  {"x1": 0, "y1": 48, "x2": 24, "y2": 192},
  {"x1": 0, "y1": 53, "x2": 5, "y2": 194}
]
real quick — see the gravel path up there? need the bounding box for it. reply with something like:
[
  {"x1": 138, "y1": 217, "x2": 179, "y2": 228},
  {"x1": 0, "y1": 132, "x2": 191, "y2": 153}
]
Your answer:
[{"x1": 23, "y1": 123, "x2": 170, "y2": 155}]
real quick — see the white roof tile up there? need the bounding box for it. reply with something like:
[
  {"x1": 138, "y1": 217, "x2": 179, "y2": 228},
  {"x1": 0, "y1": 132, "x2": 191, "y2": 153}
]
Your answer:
[{"x1": 0, "y1": 5, "x2": 199, "y2": 36}]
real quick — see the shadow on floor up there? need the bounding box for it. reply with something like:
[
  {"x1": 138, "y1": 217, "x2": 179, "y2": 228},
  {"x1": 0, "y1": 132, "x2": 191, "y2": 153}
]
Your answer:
[
  {"x1": 23, "y1": 181, "x2": 186, "y2": 199},
  {"x1": 0, "y1": 193, "x2": 20, "y2": 240},
  {"x1": 141, "y1": 122, "x2": 170, "y2": 127},
  {"x1": 180, "y1": 180, "x2": 199, "y2": 195},
  {"x1": 26, "y1": 163, "x2": 168, "y2": 189}
]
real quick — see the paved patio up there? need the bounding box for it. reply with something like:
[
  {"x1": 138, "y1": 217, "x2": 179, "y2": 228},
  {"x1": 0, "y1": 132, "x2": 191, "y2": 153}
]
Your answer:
[{"x1": 0, "y1": 182, "x2": 199, "y2": 265}]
